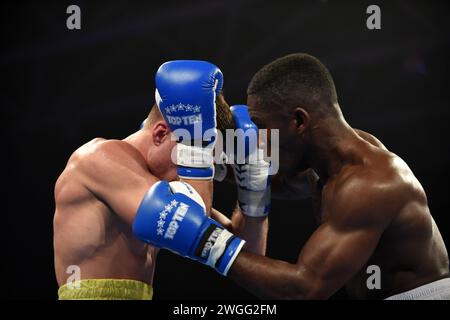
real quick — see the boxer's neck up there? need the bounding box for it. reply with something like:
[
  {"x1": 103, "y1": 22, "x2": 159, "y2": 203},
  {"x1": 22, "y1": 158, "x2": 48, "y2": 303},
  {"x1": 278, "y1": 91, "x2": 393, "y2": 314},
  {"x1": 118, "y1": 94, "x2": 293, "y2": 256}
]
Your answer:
[
  {"x1": 307, "y1": 115, "x2": 364, "y2": 184},
  {"x1": 124, "y1": 129, "x2": 177, "y2": 181},
  {"x1": 125, "y1": 130, "x2": 153, "y2": 155}
]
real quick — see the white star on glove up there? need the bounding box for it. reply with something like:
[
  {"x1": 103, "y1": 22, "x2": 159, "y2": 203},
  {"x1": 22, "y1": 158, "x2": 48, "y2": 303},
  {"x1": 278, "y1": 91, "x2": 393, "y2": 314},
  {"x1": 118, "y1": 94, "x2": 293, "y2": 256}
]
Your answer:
[
  {"x1": 157, "y1": 219, "x2": 165, "y2": 228},
  {"x1": 160, "y1": 211, "x2": 168, "y2": 219}
]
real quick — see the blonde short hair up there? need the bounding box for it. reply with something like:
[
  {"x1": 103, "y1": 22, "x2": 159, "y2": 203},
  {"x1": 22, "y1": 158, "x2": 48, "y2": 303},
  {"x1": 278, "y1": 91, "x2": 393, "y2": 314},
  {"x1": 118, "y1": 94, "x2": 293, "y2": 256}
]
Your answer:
[{"x1": 143, "y1": 104, "x2": 163, "y2": 129}]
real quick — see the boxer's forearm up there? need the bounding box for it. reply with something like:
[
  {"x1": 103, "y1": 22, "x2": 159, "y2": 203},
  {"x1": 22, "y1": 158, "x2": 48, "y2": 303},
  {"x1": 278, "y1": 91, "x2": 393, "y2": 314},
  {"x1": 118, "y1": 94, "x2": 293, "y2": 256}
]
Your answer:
[
  {"x1": 231, "y1": 204, "x2": 268, "y2": 255},
  {"x1": 209, "y1": 207, "x2": 267, "y2": 255},
  {"x1": 228, "y1": 251, "x2": 319, "y2": 299},
  {"x1": 180, "y1": 179, "x2": 213, "y2": 215}
]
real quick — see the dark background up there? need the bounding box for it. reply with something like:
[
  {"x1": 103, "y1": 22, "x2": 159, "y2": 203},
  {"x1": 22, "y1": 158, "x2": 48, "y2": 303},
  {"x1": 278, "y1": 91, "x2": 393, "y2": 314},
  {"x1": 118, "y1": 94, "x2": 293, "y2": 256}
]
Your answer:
[{"x1": 2, "y1": 0, "x2": 449, "y2": 300}]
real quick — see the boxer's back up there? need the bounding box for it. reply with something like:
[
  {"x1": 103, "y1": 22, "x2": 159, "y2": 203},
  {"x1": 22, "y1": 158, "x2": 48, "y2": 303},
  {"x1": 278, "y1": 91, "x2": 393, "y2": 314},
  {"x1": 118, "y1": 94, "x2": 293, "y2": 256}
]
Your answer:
[{"x1": 53, "y1": 139, "x2": 157, "y2": 287}]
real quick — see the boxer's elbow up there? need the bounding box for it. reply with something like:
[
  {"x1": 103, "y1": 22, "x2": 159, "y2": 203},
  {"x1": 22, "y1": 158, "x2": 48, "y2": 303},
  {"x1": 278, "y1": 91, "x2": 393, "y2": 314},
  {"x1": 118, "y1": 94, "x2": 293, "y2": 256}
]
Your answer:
[{"x1": 277, "y1": 266, "x2": 332, "y2": 300}]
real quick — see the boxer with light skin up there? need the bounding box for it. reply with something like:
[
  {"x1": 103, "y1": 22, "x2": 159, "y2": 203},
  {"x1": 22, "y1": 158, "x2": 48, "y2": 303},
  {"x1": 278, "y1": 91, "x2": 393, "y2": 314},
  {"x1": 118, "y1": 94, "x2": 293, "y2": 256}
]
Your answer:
[{"x1": 53, "y1": 61, "x2": 267, "y2": 299}]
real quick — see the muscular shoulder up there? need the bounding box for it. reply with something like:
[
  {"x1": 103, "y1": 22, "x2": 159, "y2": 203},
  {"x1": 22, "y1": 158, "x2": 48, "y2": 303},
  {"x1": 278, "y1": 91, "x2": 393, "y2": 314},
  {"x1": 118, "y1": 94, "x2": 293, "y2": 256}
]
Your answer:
[
  {"x1": 354, "y1": 128, "x2": 387, "y2": 150},
  {"x1": 55, "y1": 138, "x2": 147, "y2": 200},
  {"x1": 73, "y1": 138, "x2": 147, "y2": 173},
  {"x1": 329, "y1": 161, "x2": 410, "y2": 230},
  {"x1": 73, "y1": 138, "x2": 140, "y2": 161}
]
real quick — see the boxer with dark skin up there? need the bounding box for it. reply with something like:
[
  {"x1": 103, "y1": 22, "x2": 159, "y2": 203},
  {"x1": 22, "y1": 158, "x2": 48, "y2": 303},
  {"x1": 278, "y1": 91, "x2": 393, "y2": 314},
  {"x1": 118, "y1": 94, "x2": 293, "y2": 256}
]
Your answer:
[{"x1": 226, "y1": 53, "x2": 449, "y2": 299}]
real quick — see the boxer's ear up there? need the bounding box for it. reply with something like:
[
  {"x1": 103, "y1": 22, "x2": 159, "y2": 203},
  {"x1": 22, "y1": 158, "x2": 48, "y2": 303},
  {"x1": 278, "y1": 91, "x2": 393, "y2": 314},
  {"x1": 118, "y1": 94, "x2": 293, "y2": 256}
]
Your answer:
[
  {"x1": 152, "y1": 121, "x2": 170, "y2": 146},
  {"x1": 294, "y1": 107, "x2": 309, "y2": 134}
]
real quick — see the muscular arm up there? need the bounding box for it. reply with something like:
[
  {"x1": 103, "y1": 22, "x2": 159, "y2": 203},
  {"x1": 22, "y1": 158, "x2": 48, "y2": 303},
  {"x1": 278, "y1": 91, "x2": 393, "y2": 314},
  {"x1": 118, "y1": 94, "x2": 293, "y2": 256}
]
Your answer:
[
  {"x1": 211, "y1": 128, "x2": 387, "y2": 261},
  {"x1": 228, "y1": 177, "x2": 397, "y2": 299},
  {"x1": 211, "y1": 205, "x2": 268, "y2": 255}
]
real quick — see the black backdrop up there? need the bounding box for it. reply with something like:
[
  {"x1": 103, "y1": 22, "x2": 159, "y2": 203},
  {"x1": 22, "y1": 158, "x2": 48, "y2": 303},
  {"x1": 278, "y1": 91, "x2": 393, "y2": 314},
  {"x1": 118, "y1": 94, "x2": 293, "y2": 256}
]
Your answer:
[{"x1": 2, "y1": 0, "x2": 449, "y2": 300}]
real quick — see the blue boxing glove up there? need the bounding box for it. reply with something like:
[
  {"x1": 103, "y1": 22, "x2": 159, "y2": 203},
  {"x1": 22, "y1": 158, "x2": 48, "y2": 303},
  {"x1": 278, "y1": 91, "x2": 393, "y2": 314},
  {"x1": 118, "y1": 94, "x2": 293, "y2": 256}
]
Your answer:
[
  {"x1": 133, "y1": 181, "x2": 245, "y2": 276},
  {"x1": 231, "y1": 105, "x2": 271, "y2": 217},
  {"x1": 155, "y1": 60, "x2": 223, "y2": 180}
]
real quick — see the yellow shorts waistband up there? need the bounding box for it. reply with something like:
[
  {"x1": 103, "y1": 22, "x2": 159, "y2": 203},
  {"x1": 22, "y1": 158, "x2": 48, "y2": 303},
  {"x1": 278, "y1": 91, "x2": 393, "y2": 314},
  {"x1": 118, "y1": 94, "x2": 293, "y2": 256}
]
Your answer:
[{"x1": 58, "y1": 279, "x2": 153, "y2": 300}]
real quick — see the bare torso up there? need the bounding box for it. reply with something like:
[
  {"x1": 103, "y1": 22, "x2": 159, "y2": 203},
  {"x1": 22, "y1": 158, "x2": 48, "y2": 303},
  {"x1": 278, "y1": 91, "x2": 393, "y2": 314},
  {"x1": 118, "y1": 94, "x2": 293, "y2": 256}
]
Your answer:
[
  {"x1": 319, "y1": 130, "x2": 449, "y2": 299},
  {"x1": 54, "y1": 138, "x2": 159, "y2": 287}
]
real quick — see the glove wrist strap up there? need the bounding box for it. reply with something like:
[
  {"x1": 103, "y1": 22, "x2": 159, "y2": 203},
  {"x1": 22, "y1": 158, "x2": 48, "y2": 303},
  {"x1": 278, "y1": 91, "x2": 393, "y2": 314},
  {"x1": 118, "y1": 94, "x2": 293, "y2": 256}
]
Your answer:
[
  {"x1": 176, "y1": 143, "x2": 215, "y2": 179},
  {"x1": 237, "y1": 187, "x2": 271, "y2": 217}
]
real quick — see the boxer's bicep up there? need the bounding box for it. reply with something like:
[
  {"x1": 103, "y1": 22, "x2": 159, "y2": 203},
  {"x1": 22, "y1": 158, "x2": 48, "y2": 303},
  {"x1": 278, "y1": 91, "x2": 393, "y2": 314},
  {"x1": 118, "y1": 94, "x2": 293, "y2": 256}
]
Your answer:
[
  {"x1": 228, "y1": 217, "x2": 382, "y2": 299},
  {"x1": 296, "y1": 181, "x2": 395, "y2": 298},
  {"x1": 297, "y1": 221, "x2": 384, "y2": 298},
  {"x1": 228, "y1": 178, "x2": 397, "y2": 299},
  {"x1": 78, "y1": 140, "x2": 159, "y2": 226}
]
